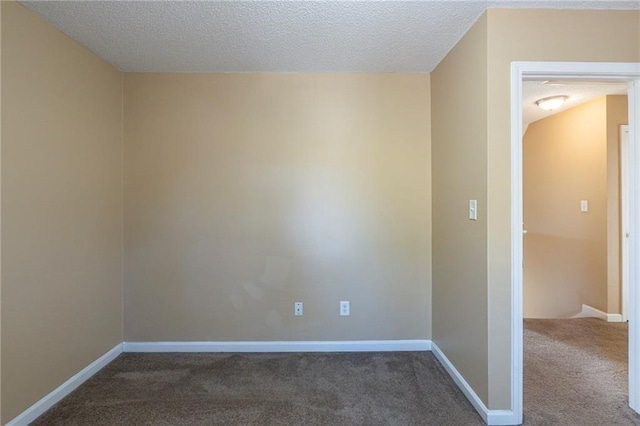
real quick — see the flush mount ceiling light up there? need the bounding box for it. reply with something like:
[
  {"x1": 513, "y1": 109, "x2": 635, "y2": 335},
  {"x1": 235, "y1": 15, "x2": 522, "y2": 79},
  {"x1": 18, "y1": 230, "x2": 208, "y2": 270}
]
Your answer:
[{"x1": 535, "y1": 95, "x2": 569, "y2": 111}]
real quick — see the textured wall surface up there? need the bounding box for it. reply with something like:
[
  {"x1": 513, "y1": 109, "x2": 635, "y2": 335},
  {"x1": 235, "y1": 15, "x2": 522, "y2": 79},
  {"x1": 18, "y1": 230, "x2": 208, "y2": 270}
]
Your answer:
[
  {"x1": 1, "y1": 3, "x2": 123, "y2": 422},
  {"x1": 123, "y1": 73, "x2": 432, "y2": 342}
]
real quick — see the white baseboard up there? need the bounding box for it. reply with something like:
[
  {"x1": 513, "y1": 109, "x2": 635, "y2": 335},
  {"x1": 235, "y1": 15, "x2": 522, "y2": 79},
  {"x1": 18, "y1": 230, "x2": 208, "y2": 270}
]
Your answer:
[
  {"x1": 13, "y1": 339, "x2": 530, "y2": 426},
  {"x1": 6, "y1": 343, "x2": 123, "y2": 426},
  {"x1": 431, "y1": 342, "x2": 519, "y2": 426},
  {"x1": 487, "y1": 410, "x2": 521, "y2": 425},
  {"x1": 571, "y1": 304, "x2": 624, "y2": 322},
  {"x1": 608, "y1": 313, "x2": 624, "y2": 322},
  {"x1": 123, "y1": 339, "x2": 432, "y2": 353}
]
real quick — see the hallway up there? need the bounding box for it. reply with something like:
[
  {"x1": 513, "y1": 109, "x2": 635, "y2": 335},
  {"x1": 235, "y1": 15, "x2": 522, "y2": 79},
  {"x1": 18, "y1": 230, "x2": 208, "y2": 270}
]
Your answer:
[{"x1": 524, "y1": 318, "x2": 639, "y2": 425}]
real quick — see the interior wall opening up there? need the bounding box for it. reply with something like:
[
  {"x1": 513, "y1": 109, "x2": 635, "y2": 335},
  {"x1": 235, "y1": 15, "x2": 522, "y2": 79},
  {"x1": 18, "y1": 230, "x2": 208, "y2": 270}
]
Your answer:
[
  {"x1": 521, "y1": 80, "x2": 631, "y2": 423},
  {"x1": 511, "y1": 62, "x2": 640, "y2": 426}
]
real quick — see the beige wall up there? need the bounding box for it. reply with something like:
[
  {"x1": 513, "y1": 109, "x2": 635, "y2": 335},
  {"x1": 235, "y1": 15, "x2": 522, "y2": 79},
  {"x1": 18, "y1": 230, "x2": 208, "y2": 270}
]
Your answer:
[
  {"x1": 1, "y1": 4, "x2": 637, "y2": 422},
  {"x1": 485, "y1": 9, "x2": 640, "y2": 409},
  {"x1": 607, "y1": 95, "x2": 629, "y2": 314},
  {"x1": 431, "y1": 14, "x2": 489, "y2": 404},
  {"x1": 523, "y1": 97, "x2": 610, "y2": 318},
  {"x1": 123, "y1": 73, "x2": 432, "y2": 342},
  {"x1": 1, "y1": 3, "x2": 123, "y2": 422},
  {"x1": 433, "y1": 8, "x2": 639, "y2": 411}
]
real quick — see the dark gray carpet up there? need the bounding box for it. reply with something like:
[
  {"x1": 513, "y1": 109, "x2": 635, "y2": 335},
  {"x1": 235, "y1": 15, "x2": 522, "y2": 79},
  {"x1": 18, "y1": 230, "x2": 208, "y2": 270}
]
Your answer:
[
  {"x1": 524, "y1": 317, "x2": 640, "y2": 425},
  {"x1": 32, "y1": 352, "x2": 484, "y2": 425},
  {"x1": 30, "y1": 319, "x2": 640, "y2": 425}
]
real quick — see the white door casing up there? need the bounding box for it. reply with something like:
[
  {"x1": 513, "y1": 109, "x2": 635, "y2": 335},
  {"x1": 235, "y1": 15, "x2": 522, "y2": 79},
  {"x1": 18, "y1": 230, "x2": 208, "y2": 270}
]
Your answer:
[
  {"x1": 511, "y1": 62, "x2": 640, "y2": 424},
  {"x1": 622, "y1": 124, "x2": 630, "y2": 323}
]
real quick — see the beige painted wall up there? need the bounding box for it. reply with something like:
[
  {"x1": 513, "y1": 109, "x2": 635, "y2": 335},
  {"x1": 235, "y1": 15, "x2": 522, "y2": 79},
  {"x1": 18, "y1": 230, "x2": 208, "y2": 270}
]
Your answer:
[
  {"x1": 1, "y1": 3, "x2": 123, "y2": 422},
  {"x1": 1, "y1": 5, "x2": 635, "y2": 422},
  {"x1": 607, "y1": 95, "x2": 629, "y2": 314},
  {"x1": 485, "y1": 9, "x2": 640, "y2": 409},
  {"x1": 433, "y1": 8, "x2": 639, "y2": 411},
  {"x1": 523, "y1": 97, "x2": 610, "y2": 318},
  {"x1": 431, "y1": 14, "x2": 489, "y2": 404},
  {"x1": 123, "y1": 73, "x2": 432, "y2": 342}
]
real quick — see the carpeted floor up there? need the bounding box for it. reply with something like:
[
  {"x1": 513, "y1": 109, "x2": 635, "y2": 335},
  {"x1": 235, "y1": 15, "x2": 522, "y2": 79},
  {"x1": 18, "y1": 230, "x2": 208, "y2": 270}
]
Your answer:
[
  {"x1": 524, "y1": 317, "x2": 640, "y2": 425},
  {"x1": 31, "y1": 318, "x2": 640, "y2": 425},
  {"x1": 32, "y1": 351, "x2": 484, "y2": 425}
]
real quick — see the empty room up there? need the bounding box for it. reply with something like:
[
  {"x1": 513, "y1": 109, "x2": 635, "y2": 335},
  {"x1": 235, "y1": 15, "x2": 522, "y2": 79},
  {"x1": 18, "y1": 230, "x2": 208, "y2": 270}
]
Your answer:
[{"x1": 1, "y1": 1, "x2": 639, "y2": 425}]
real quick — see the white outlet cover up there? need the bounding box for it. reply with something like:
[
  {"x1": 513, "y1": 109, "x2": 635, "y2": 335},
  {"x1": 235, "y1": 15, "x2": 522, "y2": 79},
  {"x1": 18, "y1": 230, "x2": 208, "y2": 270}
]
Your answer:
[{"x1": 340, "y1": 301, "x2": 350, "y2": 316}]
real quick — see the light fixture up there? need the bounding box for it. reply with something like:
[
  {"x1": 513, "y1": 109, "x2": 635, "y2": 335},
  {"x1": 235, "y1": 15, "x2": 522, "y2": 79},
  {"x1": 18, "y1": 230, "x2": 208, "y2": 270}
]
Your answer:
[{"x1": 535, "y1": 95, "x2": 568, "y2": 111}]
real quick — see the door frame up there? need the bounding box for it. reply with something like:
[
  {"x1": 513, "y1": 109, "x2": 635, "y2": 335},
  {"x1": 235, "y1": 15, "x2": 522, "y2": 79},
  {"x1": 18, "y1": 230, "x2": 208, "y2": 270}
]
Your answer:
[
  {"x1": 622, "y1": 124, "x2": 630, "y2": 323},
  {"x1": 510, "y1": 62, "x2": 640, "y2": 423}
]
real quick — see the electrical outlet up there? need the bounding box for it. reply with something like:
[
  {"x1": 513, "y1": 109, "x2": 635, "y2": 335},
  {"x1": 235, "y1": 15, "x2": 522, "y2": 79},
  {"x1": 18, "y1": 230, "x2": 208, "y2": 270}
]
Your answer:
[
  {"x1": 340, "y1": 301, "x2": 350, "y2": 316},
  {"x1": 294, "y1": 302, "x2": 303, "y2": 316}
]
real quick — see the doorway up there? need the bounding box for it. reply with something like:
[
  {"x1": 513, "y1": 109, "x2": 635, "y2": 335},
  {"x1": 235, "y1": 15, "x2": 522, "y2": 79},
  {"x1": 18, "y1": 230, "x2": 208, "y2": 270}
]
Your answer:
[
  {"x1": 521, "y1": 81, "x2": 630, "y2": 423},
  {"x1": 510, "y1": 62, "x2": 640, "y2": 424}
]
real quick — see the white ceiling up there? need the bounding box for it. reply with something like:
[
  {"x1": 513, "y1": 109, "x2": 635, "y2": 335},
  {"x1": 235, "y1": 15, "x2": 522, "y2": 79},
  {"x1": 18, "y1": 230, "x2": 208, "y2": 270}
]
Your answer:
[
  {"x1": 19, "y1": 1, "x2": 640, "y2": 73},
  {"x1": 522, "y1": 80, "x2": 629, "y2": 126}
]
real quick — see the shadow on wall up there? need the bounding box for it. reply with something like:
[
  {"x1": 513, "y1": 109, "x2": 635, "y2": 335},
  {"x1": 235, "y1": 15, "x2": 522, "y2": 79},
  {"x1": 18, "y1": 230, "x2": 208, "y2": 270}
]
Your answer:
[{"x1": 524, "y1": 233, "x2": 606, "y2": 318}]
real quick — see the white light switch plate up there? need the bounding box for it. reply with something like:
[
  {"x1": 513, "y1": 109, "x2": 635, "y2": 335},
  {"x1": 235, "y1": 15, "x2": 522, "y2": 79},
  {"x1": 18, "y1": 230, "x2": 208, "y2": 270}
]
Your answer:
[
  {"x1": 469, "y1": 200, "x2": 477, "y2": 221},
  {"x1": 581, "y1": 200, "x2": 588, "y2": 212}
]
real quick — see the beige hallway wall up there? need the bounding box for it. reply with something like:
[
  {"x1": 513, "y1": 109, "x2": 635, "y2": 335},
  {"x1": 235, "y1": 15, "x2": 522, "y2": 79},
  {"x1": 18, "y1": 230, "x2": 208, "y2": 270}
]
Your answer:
[
  {"x1": 523, "y1": 97, "x2": 609, "y2": 318},
  {"x1": 1, "y1": 3, "x2": 124, "y2": 422},
  {"x1": 123, "y1": 73, "x2": 432, "y2": 342},
  {"x1": 431, "y1": 13, "x2": 489, "y2": 404},
  {"x1": 486, "y1": 9, "x2": 640, "y2": 409}
]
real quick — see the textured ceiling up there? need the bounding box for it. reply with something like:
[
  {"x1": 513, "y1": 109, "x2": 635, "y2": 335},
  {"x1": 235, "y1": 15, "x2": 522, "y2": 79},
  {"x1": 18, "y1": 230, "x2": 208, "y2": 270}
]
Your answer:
[
  {"x1": 522, "y1": 80, "x2": 628, "y2": 126},
  {"x1": 19, "y1": 1, "x2": 640, "y2": 73}
]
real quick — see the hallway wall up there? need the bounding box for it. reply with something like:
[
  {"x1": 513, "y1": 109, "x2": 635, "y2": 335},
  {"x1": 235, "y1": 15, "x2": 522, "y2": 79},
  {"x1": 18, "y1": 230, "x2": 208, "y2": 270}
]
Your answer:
[{"x1": 524, "y1": 97, "x2": 609, "y2": 318}]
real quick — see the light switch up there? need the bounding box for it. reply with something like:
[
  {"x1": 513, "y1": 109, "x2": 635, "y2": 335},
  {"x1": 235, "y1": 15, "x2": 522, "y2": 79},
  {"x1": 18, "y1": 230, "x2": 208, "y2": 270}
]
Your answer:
[
  {"x1": 581, "y1": 200, "x2": 588, "y2": 212},
  {"x1": 469, "y1": 200, "x2": 477, "y2": 221}
]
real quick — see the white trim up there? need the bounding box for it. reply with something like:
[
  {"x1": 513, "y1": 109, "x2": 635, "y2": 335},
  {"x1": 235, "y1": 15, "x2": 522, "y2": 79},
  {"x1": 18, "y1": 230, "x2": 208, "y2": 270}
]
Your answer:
[
  {"x1": 628, "y1": 79, "x2": 640, "y2": 413},
  {"x1": 622, "y1": 124, "x2": 630, "y2": 323},
  {"x1": 510, "y1": 62, "x2": 525, "y2": 426},
  {"x1": 609, "y1": 313, "x2": 625, "y2": 323},
  {"x1": 511, "y1": 62, "x2": 640, "y2": 421},
  {"x1": 570, "y1": 304, "x2": 624, "y2": 322},
  {"x1": 431, "y1": 343, "x2": 518, "y2": 425},
  {"x1": 431, "y1": 343, "x2": 489, "y2": 422},
  {"x1": 511, "y1": 61, "x2": 640, "y2": 79},
  {"x1": 123, "y1": 339, "x2": 432, "y2": 353},
  {"x1": 6, "y1": 343, "x2": 123, "y2": 426}
]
